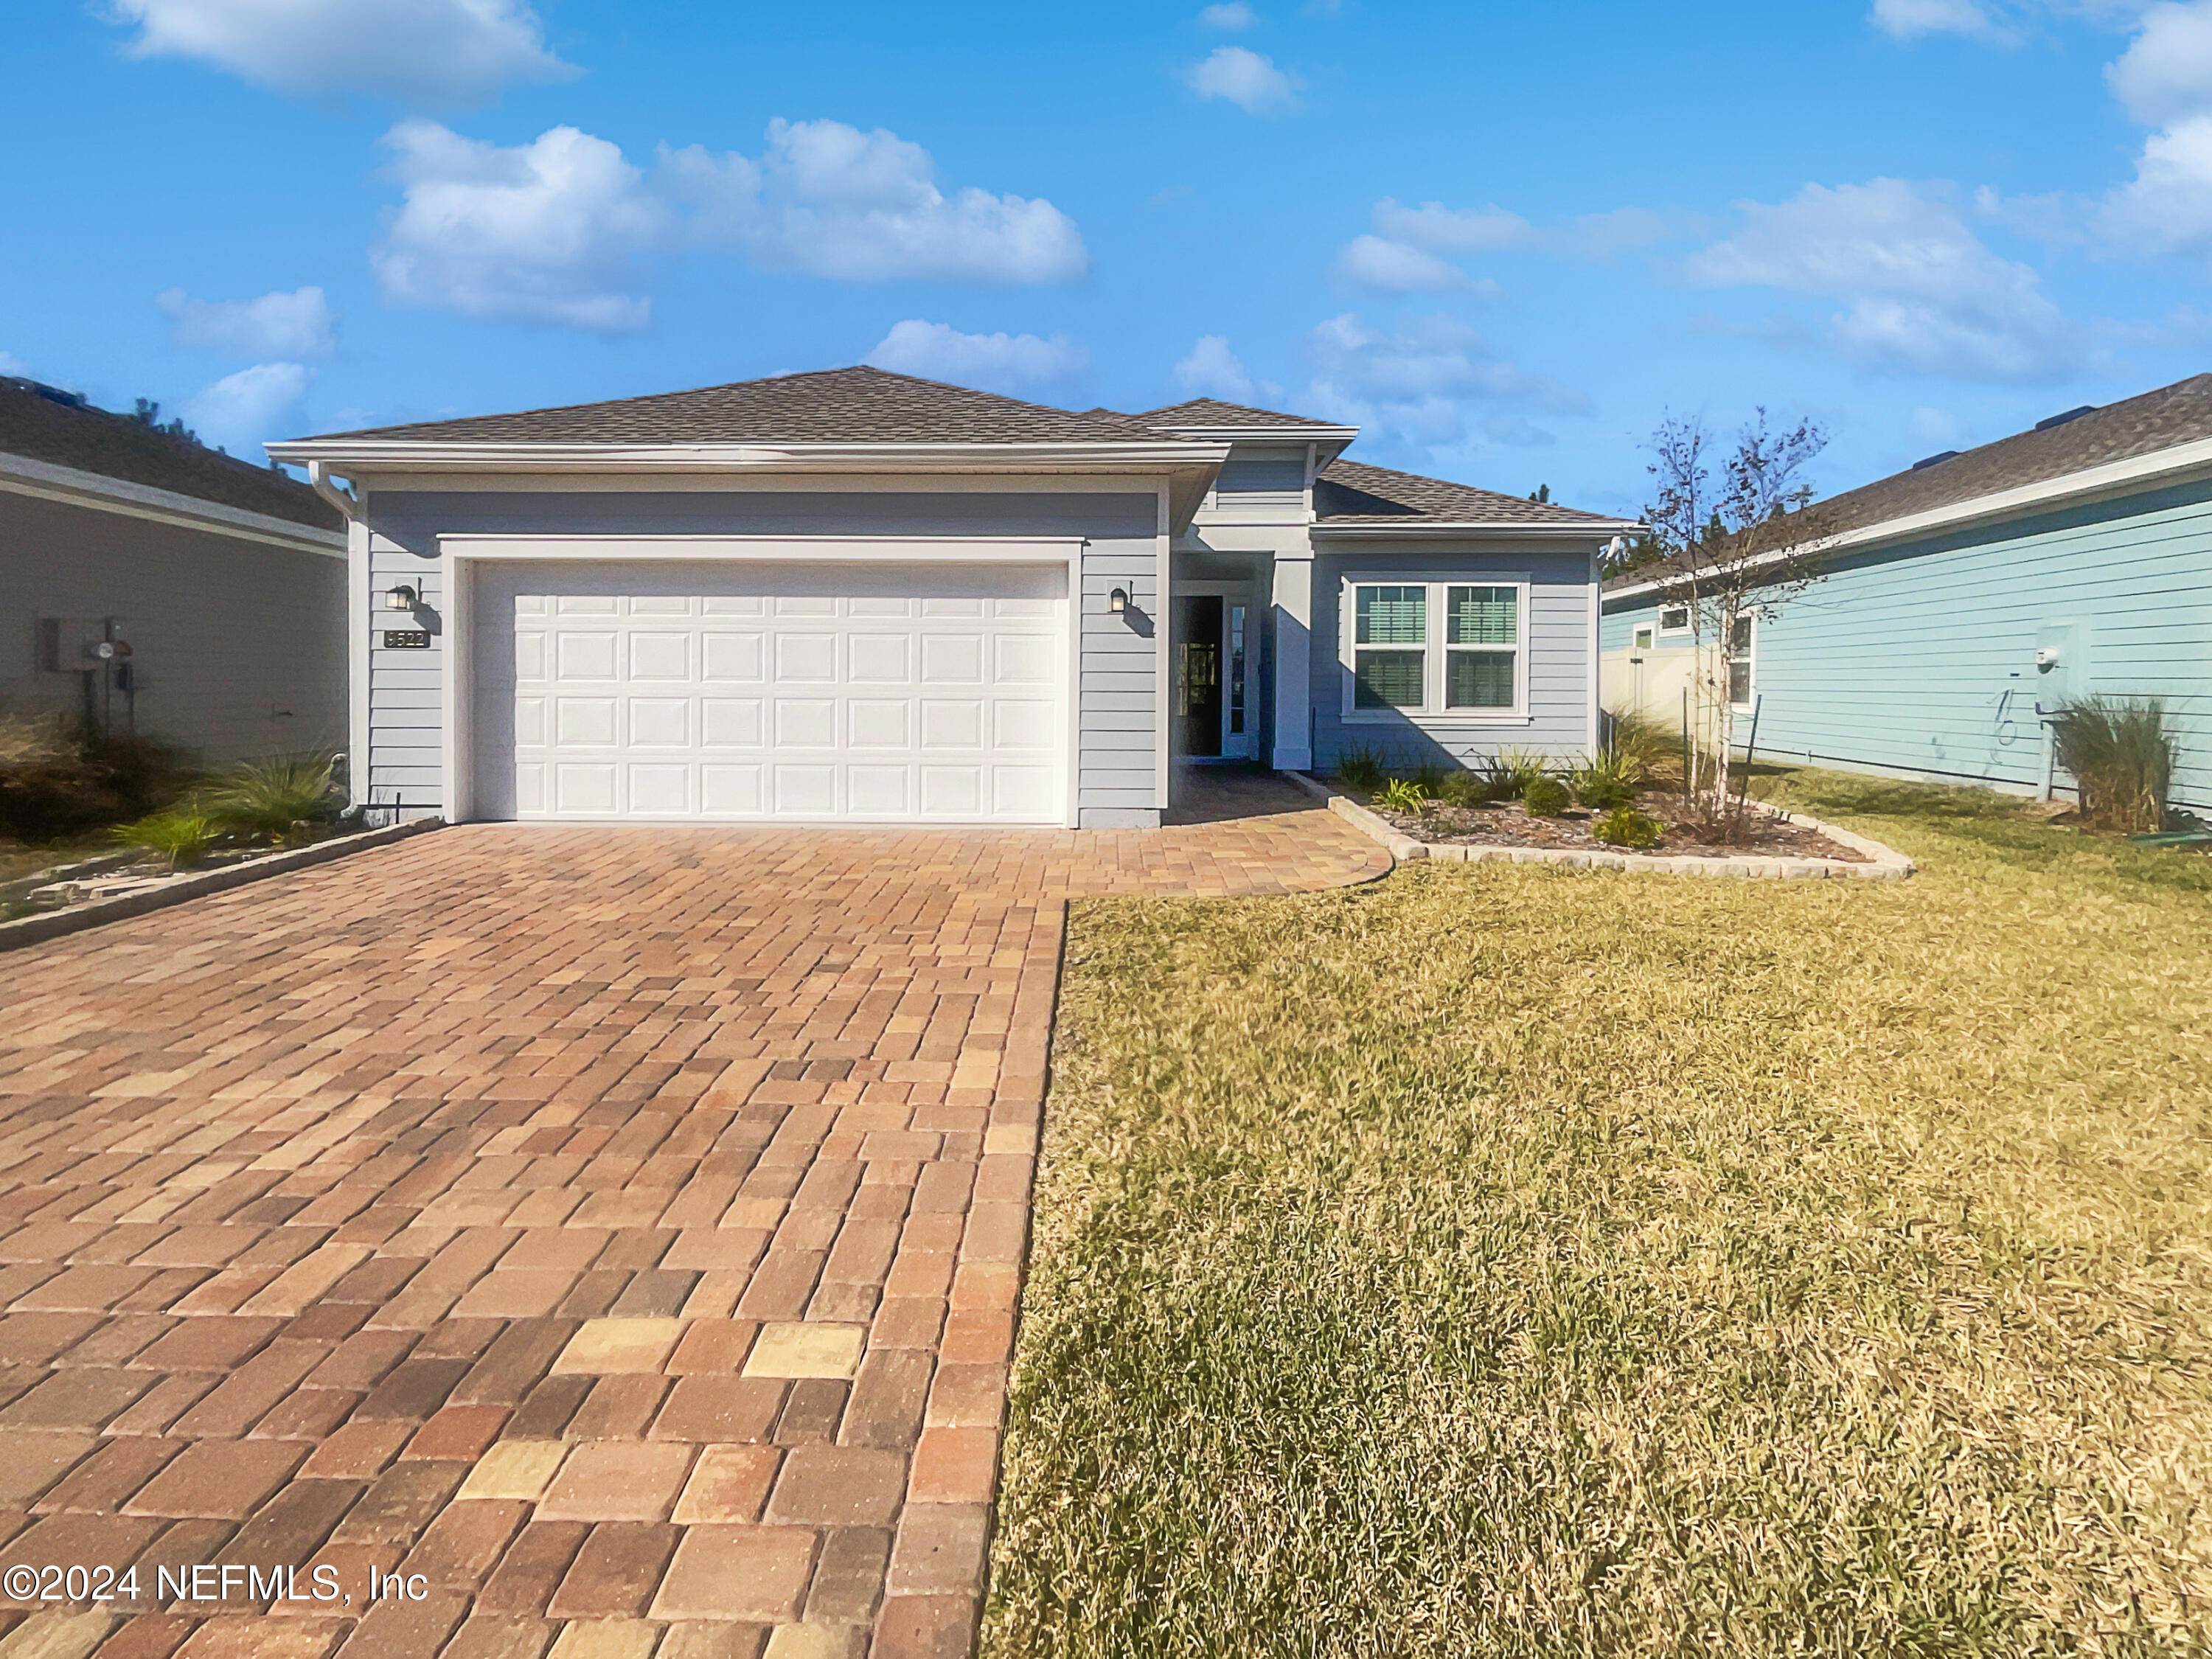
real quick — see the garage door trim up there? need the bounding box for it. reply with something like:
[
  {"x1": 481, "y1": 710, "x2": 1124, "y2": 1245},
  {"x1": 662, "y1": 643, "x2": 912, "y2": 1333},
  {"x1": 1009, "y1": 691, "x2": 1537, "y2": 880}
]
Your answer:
[{"x1": 439, "y1": 534, "x2": 1085, "y2": 828}]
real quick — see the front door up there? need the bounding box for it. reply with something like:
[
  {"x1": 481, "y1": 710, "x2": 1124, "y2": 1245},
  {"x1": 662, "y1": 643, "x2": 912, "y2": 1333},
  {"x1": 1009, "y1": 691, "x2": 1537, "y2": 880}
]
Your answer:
[{"x1": 1177, "y1": 594, "x2": 1224, "y2": 758}]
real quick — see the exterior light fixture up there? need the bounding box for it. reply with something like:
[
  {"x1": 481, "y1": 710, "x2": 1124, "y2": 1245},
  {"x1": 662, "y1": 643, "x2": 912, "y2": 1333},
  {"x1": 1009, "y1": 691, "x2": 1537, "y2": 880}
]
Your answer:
[
  {"x1": 384, "y1": 583, "x2": 419, "y2": 611},
  {"x1": 1108, "y1": 587, "x2": 1129, "y2": 615}
]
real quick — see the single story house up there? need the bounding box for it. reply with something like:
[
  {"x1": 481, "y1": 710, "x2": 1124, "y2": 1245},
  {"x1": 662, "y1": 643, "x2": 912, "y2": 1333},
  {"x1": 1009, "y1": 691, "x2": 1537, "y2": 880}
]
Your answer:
[
  {"x1": 269, "y1": 368, "x2": 1635, "y2": 828},
  {"x1": 1, "y1": 377, "x2": 347, "y2": 765},
  {"x1": 1601, "y1": 373, "x2": 2212, "y2": 813}
]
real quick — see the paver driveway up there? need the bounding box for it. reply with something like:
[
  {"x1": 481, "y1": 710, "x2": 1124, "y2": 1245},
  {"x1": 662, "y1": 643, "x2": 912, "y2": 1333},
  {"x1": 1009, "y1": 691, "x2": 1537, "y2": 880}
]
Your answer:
[{"x1": 0, "y1": 775, "x2": 1384, "y2": 1659}]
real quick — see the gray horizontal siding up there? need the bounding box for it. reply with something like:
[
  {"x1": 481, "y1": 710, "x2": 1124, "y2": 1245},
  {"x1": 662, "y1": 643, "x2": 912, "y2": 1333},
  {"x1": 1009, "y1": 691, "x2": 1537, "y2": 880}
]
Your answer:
[
  {"x1": 1310, "y1": 545, "x2": 1596, "y2": 773},
  {"x1": 1078, "y1": 535, "x2": 1161, "y2": 824},
  {"x1": 355, "y1": 488, "x2": 1161, "y2": 822}
]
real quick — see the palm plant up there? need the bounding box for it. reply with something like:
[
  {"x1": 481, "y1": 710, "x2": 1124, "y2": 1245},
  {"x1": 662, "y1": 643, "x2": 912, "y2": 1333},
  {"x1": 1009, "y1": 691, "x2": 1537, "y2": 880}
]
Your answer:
[
  {"x1": 198, "y1": 755, "x2": 339, "y2": 846},
  {"x1": 1376, "y1": 778, "x2": 1430, "y2": 815}
]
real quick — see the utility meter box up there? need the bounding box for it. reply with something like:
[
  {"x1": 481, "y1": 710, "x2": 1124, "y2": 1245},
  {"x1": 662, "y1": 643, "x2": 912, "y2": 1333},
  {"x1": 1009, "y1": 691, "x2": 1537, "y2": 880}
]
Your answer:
[{"x1": 2034, "y1": 622, "x2": 2079, "y2": 716}]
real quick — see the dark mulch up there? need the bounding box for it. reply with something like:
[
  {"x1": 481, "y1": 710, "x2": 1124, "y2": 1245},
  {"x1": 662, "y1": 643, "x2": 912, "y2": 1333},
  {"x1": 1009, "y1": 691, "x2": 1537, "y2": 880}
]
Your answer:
[{"x1": 1354, "y1": 787, "x2": 1871, "y2": 862}]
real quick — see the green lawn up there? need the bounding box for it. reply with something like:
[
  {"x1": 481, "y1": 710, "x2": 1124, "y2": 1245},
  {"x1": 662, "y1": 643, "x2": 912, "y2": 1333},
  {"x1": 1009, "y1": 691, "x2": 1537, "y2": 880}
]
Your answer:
[{"x1": 985, "y1": 771, "x2": 2212, "y2": 1658}]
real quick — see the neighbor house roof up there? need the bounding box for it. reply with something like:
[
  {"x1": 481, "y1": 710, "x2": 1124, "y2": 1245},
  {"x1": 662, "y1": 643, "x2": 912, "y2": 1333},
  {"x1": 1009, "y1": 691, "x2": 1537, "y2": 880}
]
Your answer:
[
  {"x1": 1604, "y1": 372, "x2": 2212, "y2": 595},
  {"x1": 0, "y1": 379, "x2": 339, "y2": 531},
  {"x1": 1817, "y1": 373, "x2": 2212, "y2": 538},
  {"x1": 305, "y1": 366, "x2": 1175, "y2": 448},
  {"x1": 1138, "y1": 398, "x2": 1353, "y2": 431},
  {"x1": 1315, "y1": 457, "x2": 1628, "y2": 527}
]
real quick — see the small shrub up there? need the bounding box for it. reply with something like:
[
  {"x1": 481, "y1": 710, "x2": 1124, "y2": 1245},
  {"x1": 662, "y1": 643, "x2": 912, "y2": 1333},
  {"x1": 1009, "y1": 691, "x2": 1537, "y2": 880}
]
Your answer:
[
  {"x1": 1476, "y1": 747, "x2": 1550, "y2": 799},
  {"x1": 1601, "y1": 709, "x2": 1677, "y2": 785},
  {"x1": 1436, "y1": 770, "x2": 1487, "y2": 808},
  {"x1": 1337, "y1": 747, "x2": 1388, "y2": 793},
  {"x1": 2051, "y1": 696, "x2": 2176, "y2": 833},
  {"x1": 1592, "y1": 807, "x2": 1666, "y2": 848},
  {"x1": 1567, "y1": 752, "x2": 1639, "y2": 812},
  {"x1": 112, "y1": 810, "x2": 218, "y2": 867},
  {"x1": 198, "y1": 756, "x2": 339, "y2": 845},
  {"x1": 1406, "y1": 760, "x2": 1447, "y2": 798},
  {"x1": 1521, "y1": 776, "x2": 1571, "y2": 817},
  {"x1": 1376, "y1": 778, "x2": 1430, "y2": 815}
]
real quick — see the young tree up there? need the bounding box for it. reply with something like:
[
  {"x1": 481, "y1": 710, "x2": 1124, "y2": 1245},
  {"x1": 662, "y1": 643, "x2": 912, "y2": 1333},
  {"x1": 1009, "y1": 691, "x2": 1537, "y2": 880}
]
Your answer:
[{"x1": 1642, "y1": 408, "x2": 1834, "y2": 833}]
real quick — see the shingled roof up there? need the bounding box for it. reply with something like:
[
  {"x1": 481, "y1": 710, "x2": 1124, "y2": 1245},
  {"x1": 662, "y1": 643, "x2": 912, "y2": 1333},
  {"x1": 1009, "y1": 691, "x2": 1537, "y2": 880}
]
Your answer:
[
  {"x1": 1, "y1": 380, "x2": 338, "y2": 531},
  {"x1": 1315, "y1": 457, "x2": 1625, "y2": 526},
  {"x1": 1139, "y1": 398, "x2": 1352, "y2": 431},
  {"x1": 1812, "y1": 373, "x2": 2212, "y2": 538},
  {"x1": 306, "y1": 366, "x2": 1174, "y2": 447}
]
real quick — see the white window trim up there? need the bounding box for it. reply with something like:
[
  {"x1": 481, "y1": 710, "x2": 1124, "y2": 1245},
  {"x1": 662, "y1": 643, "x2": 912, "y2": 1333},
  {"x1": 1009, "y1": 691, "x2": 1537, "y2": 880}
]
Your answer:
[
  {"x1": 1728, "y1": 612, "x2": 1756, "y2": 710},
  {"x1": 1339, "y1": 574, "x2": 1531, "y2": 726},
  {"x1": 1656, "y1": 603, "x2": 1691, "y2": 636}
]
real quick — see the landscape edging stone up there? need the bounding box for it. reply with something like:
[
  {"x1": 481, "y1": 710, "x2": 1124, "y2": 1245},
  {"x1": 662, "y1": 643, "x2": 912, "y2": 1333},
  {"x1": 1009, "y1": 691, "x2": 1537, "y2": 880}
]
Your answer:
[
  {"x1": 0, "y1": 815, "x2": 446, "y2": 953},
  {"x1": 1279, "y1": 771, "x2": 1914, "y2": 880}
]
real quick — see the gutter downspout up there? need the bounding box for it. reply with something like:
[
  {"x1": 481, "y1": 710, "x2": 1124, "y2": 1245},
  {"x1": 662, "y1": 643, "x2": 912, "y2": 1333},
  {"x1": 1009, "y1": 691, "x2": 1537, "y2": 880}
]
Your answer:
[{"x1": 306, "y1": 461, "x2": 359, "y2": 521}]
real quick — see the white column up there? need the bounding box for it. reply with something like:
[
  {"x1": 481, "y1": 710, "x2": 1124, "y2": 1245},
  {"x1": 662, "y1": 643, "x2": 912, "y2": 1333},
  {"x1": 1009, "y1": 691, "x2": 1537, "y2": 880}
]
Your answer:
[{"x1": 1271, "y1": 552, "x2": 1314, "y2": 771}]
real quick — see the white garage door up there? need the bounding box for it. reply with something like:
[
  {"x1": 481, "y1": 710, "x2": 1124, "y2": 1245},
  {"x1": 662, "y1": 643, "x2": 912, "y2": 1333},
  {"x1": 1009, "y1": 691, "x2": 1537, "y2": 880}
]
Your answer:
[{"x1": 470, "y1": 560, "x2": 1067, "y2": 824}]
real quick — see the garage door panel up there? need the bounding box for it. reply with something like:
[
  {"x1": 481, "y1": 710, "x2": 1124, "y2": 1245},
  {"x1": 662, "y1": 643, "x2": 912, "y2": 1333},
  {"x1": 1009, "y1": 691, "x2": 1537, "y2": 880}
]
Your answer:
[
  {"x1": 849, "y1": 700, "x2": 911, "y2": 748},
  {"x1": 628, "y1": 698, "x2": 690, "y2": 748},
  {"x1": 919, "y1": 636, "x2": 984, "y2": 683},
  {"x1": 702, "y1": 764, "x2": 763, "y2": 814},
  {"x1": 701, "y1": 633, "x2": 765, "y2": 681},
  {"x1": 628, "y1": 764, "x2": 691, "y2": 815},
  {"x1": 479, "y1": 560, "x2": 1065, "y2": 824},
  {"x1": 629, "y1": 633, "x2": 691, "y2": 679},
  {"x1": 919, "y1": 767, "x2": 982, "y2": 815},
  {"x1": 702, "y1": 698, "x2": 765, "y2": 747},
  {"x1": 847, "y1": 636, "x2": 913, "y2": 681},
  {"x1": 774, "y1": 699, "x2": 838, "y2": 748},
  {"x1": 554, "y1": 762, "x2": 618, "y2": 814},
  {"x1": 554, "y1": 697, "x2": 619, "y2": 746},
  {"x1": 776, "y1": 633, "x2": 838, "y2": 681},
  {"x1": 557, "y1": 633, "x2": 619, "y2": 679}
]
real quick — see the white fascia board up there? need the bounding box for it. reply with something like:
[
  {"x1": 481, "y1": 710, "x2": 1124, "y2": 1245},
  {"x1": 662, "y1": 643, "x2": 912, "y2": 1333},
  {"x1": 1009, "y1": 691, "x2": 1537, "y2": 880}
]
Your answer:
[
  {"x1": 265, "y1": 438, "x2": 1233, "y2": 472},
  {"x1": 1602, "y1": 435, "x2": 2212, "y2": 601},
  {"x1": 437, "y1": 532, "x2": 1085, "y2": 562},
  {"x1": 1152, "y1": 423, "x2": 1361, "y2": 445},
  {"x1": 0, "y1": 450, "x2": 346, "y2": 557},
  {"x1": 1313, "y1": 521, "x2": 1641, "y2": 540}
]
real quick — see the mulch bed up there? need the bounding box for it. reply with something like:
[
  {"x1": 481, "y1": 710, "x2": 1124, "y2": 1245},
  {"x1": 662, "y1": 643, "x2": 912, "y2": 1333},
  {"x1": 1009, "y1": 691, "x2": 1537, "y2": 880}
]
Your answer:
[{"x1": 1354, "y1": 787, "x2": 1871, "y2": 862}]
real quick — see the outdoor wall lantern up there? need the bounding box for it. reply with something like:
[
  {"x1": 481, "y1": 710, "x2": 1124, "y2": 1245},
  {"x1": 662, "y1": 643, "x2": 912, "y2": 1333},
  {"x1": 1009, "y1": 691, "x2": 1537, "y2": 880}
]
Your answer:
[
  {"x1": 1108, "y1": 587, "x2": 1129, "y2": 616},
  {"x1": 384, "y1": 583, "x2": 420, "y2": 611}
]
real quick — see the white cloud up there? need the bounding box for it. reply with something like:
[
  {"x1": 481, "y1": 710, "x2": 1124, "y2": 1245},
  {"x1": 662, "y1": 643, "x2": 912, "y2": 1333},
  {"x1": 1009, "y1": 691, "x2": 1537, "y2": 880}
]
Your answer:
[
  {"x1": 1186, "y1": 46, "x2": 1299, "y2": 114},
  {"x1": 1329, "y1": 234, "x2": 1492, "y2": 294},
  {"x1": 1906, "y1": 405, "x2": 1974, "y2": 451},
  {"x1": 372, "y1": 121, "x2": 668, "y2": 331},
  {"x1": 181, "y1": 361, "x2": 313, "y2": 459},
  {"x1": 1302, "y1": 312, "x2": 1586, "y2": 449},
  {"x1": 0, "y1": 351, "x2": 29, "y2": 378},
  {"x1": 1868, "y1": 0, "x2": 2021, "y2": 39},
  {"x1": 1171, "y1": 335, "x2": 1281, "y2": 403},
  {"x1": 2096, "y1": 112, "x2": 2212, "y2": 251},
  {"x1": 866, "y1": 319, "x2": 1088, "y2": 393},
  {"x1": 1199, "y1": 1, "x2": 1258, "y2": 26},
  {"x1": 2107, "y1": 2, "x2": 2212, "y2": 122},
  {"x1": 155, "y1": 285, "x2": 338, "y2": 359},
  {"x1": 663, "y1": 118, "x2": 1088, "y2": 285},
  {"x1": 1686, "y1": 178, "x2": 2080, "y2": 382},
  {"x1": 106, "y1": 0, "x2": 574, "y2": 110},
  {"x1": 1370, "y1": 198, "x2": 1538, "y2": 254}
]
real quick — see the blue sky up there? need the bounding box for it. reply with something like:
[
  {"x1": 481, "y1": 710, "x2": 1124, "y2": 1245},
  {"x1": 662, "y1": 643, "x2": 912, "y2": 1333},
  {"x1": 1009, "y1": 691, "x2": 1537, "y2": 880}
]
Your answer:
[{"x1": 7, "y1": 0, "x2": 2212, "y2": 514}]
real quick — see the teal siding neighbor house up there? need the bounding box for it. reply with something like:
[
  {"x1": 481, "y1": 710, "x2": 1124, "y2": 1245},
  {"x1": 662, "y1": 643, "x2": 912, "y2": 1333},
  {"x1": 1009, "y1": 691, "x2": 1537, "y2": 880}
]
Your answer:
[{"x1": 1600, "y1": 375, "x2": 2212, "y2": 813}]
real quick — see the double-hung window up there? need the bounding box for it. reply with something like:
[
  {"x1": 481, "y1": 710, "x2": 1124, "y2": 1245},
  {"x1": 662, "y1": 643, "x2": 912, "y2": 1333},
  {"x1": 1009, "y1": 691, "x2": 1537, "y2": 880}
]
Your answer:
[
  {"x1": 1346, "y1": 578, "x2": 1526, "y2": 718},
  {"x1": 1727, "y1": 613, "x2": 1754, "y2": 707}
]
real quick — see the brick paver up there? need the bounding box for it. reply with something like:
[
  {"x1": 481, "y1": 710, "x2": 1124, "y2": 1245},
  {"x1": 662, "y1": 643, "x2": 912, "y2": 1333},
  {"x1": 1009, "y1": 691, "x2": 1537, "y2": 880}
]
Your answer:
[{"x1": 0, "y1": 773, "x2": 1382, "y2": 1656}]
